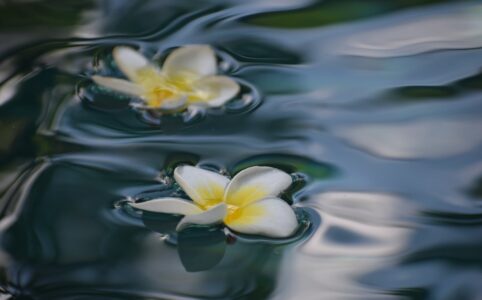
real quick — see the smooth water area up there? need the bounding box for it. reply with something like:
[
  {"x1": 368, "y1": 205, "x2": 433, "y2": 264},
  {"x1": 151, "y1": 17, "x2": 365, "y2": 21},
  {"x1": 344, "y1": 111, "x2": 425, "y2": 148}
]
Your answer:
[{"x1": 1, "y1": 0, "x2": 482, "y2": 299}]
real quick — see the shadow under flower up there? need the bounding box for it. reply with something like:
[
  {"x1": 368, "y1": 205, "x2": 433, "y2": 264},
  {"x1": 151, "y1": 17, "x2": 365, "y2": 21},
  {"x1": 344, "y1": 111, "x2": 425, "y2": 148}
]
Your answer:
[{"x1": 138, "y1": 207, "x2": 313, "y2": 272}]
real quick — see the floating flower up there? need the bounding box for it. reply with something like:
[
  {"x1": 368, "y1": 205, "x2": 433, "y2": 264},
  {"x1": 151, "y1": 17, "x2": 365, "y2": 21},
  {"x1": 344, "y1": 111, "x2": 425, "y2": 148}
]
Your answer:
[
  {"x1": 92, "y1": 45, "x2": 240, "y2": 111},
  {"x1": 130, "y1": 165, "x2": 299, "y2": 238}
]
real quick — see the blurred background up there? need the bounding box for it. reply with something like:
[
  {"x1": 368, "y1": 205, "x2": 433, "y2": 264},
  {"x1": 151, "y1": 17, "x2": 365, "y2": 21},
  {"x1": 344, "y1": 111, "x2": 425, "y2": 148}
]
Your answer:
[{"x1": 0, "y1": 0, "x2": 482, "y2": 299}]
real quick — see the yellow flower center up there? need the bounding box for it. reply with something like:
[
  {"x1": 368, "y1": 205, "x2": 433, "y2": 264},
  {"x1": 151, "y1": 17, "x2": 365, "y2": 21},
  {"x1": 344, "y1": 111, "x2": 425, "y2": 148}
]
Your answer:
[
  {"x1": 193, "y1": 184, "x2": 268, "y2": 225},
  {"x1": 199, "y1": 201, "x2": 244, "y2": 224},
  {"x1": 196, "y1": 184, "x2": 225, "y2": 210},
  {"x1": 224, "y1": 204, "x2": 242, "y2": 223},
  {"x1": 134, "y1": 67, "x2": 214, "y2": 108},
  {"x1": 226, "y1": 186, "x2": 267, "y2": 207}
]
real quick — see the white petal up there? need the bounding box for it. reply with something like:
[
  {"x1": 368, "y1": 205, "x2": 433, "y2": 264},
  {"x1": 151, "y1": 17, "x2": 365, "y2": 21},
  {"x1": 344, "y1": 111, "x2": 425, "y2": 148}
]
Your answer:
[
  {"x1": 225, "y1": 198, "x2": 298, "y2": 238},
  {"x1": 163, "y1": 45, "x2": 217, "y2": 79},
  {"x1": 113, "y1": 46, "x2": 155, "y2": 81},
  {"x1": 192, "y1": 76, "x2": 240, "y2": 107},
  {"x1": 176, "y1": 203, "x2": 227, "y2": 231},
  {"x1": 157, "y1": 95, "x2": 187, "y2": 111},
  {"x1": 92, "y1": 76, "x2": 143, "y2": 96},
  {"x1": 129, "y1": 197, "x2": 202, "y2": 215},
  {"x1": 174, "y1": 165, "x2": 229, "y2": 208},
  {"x1": 224, "y1": 166, "x2": 292, "y2": 207}
]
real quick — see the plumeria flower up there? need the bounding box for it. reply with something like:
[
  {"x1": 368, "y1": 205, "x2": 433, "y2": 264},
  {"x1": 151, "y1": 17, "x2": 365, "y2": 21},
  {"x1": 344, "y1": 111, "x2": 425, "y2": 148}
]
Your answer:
[
  {"x1": 92, "y1": 45, "x2": 240, "y2": 111},
  {"x1": 130, "y1": 165, "x2": 299, "y2": 238}
]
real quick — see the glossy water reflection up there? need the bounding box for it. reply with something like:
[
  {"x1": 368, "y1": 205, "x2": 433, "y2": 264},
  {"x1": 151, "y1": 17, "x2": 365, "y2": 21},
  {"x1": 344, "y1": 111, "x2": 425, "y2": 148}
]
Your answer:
[{"x1": 1, "y1": 0, "x2": 482, "y2": 299}]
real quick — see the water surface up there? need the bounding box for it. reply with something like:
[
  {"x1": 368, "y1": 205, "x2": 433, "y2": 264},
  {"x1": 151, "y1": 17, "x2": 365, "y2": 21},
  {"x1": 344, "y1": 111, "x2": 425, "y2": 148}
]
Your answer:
[{"x1": 1, "y1": 0, "x2": 482, "y2": 299}]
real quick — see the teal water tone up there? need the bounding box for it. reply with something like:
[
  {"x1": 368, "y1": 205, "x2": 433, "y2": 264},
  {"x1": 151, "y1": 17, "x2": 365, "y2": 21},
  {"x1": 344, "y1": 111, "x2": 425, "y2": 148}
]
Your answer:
[{"x1": 1, "y1": 0, "x2": 482, "y2": 299}]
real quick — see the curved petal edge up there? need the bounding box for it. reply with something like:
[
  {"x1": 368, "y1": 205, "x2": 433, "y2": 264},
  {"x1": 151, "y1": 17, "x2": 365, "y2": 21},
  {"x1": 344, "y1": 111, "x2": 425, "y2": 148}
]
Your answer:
[
  {"x1": 177, "y1": 203, "x2": 227, "y2": 231},
  {"x1": 224, "y1": 166, "x2": 292, "y2": 207},
  {"x1": 129, "y1": 197, "x2": 202, "y2": 215},
  {"x1": 225, "y1": 198, "x2": 298, "y2": 238}
]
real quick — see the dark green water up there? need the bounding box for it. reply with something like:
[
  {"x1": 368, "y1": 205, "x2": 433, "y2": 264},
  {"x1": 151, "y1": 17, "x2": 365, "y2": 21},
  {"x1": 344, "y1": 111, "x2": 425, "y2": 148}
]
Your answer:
[{"x1": 1, "y1": 0, "x2": 482, "y2": 299}]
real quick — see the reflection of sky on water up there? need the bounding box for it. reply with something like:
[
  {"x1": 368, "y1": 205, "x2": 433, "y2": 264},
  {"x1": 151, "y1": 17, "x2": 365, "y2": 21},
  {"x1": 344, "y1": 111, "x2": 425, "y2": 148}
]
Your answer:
[
  {"x1": 275, "y1": 192, "x2": 413, "y2": 299},
  {"x1": 331, "y1": 3, "x2": 482, "y2": 57},
  {"x1": 336, "y1": 116, "x2": 482, "y2": 159},
  {"x1": 275, "y1": 190, "x2": 482, "y2": 299}
]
